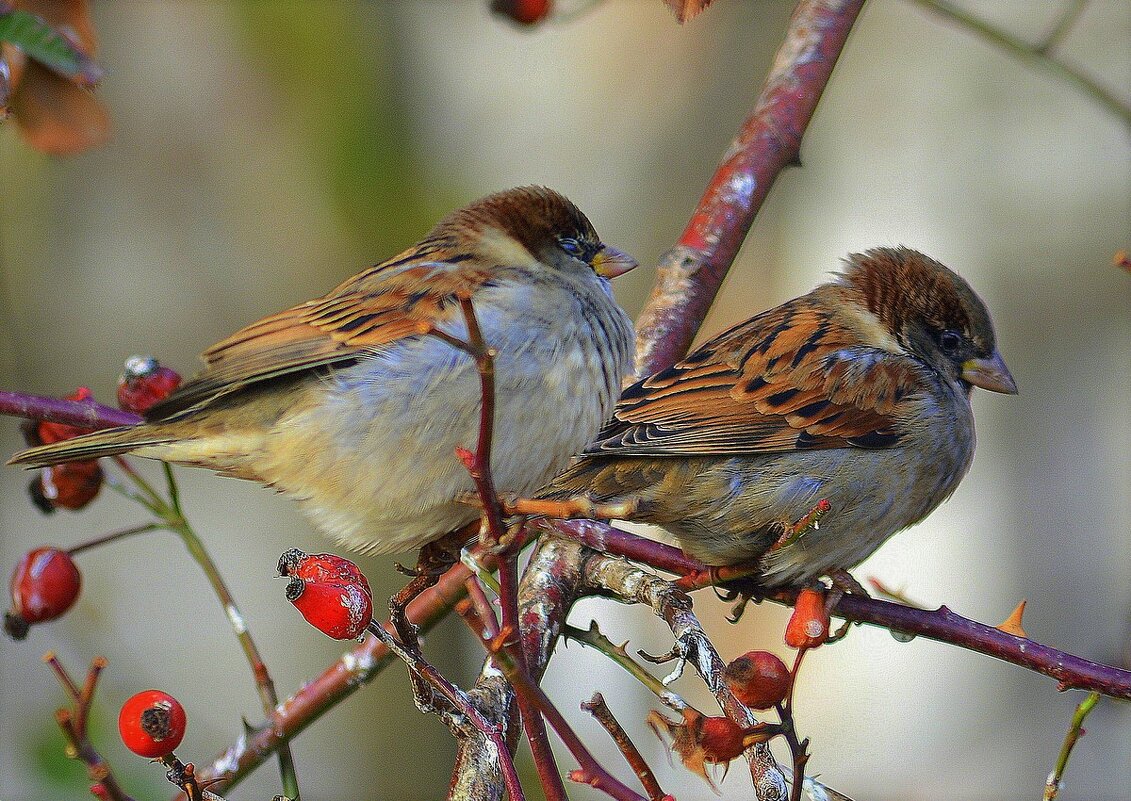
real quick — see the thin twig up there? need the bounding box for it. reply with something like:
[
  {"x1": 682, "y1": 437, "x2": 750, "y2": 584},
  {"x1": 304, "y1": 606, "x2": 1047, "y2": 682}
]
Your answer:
[
  {"x1": 581, "y1": 693, "x2": 669, "y2": 801},
  {"x1": 1044, "y1": 692, "x2": 1101, "y2": 800},
  {"x1": 487, "y1": 632, "x2": 648, "y2": 801},
  {"x1": 66, "y1": 522, "x2": 161, "y2": 556},
  {"x1": 43, "y1": 654, "x2": 135, "y2": 801},
  {"x1": 367, "y1": 620, "x2": 526, "y2": 801},
  {"x1": 1037, "y1": 0, "x2": 1089, "y2": 54},
  {"x1": 441, "y1": 297, "x2": 567, "y2": 801},
  {"x1": 907, "y1": 0, "x2": 1130, "y2": 126}
]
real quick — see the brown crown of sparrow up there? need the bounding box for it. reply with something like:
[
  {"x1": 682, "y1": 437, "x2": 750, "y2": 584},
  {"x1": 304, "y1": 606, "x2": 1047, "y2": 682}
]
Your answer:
[
  {"x1": 541, "y1": 247, "x2": 1016, "y2": 586},
  {"x1": 12, "y1": 186, "x2": 637, "y2": 555}
]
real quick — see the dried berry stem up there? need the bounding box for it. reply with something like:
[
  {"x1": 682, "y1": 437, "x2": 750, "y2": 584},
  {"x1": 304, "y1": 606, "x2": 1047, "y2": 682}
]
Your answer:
[
  {"x1": 44, "y1": 655, "x2": 135, "y2": 801},
  {"x1": 67, "y1": 522, "x2": 161, "y2": 556},
  {"x1": 581, "y1": 692, "x2": 669, "y2": 801}
]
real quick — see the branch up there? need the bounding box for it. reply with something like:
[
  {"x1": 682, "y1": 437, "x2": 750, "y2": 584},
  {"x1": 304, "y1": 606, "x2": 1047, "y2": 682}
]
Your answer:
[
  {"x1": 0, "y1": 389, "x2": 140, "y2": 429},
  {"x1": 580, "y1": 547, "x2": 789, "y2": 800},
  {"x1": 547, "y1": 521, "x2": 1131, "y2": 700},
  {"x1": 632, "y1": 0, "x2": 866, "y2": 377}
]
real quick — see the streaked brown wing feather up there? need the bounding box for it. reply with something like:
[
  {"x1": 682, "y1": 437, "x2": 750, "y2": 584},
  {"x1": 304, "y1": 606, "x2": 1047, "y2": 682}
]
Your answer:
[
  {"x1": 587, "y1": 297, "x2": 926, "y2": 456},
  {"x1": 146, "y1": 260, "x2": 494, "y2": 419}
]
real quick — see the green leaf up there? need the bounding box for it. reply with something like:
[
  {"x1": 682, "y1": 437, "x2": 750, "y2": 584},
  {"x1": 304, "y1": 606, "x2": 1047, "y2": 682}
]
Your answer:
[{"x1": 0, "y1": 8, "x2": 104, "y2": 87}]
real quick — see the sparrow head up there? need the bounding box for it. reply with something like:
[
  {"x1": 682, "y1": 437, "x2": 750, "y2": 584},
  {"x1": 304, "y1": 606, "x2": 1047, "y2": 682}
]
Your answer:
[
  {"x1": 840, "y1": 247, "x2": 1017, "y2": 395},
  {"x1": 431, "y1": 186, "x2": 637, "y2": 279}
]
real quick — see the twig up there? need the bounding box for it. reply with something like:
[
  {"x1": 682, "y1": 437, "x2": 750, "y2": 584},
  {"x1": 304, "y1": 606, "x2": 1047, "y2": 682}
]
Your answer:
[
  {"x1": 581, "y1": 693, "x2": 670, "y2": 801},
  {"x1": 486, "y1": 631, "x2": 648, "y2": 801},
  {"x1": 440, "y1": 297, "x2": 567, "y2": 801},
  {"x1": 66, "y1": 522, "x2": 161, "y2": 556},
  {"x1": 580, "y1": 549, "x2": 789, "y2": 800},
  {"x1": 563, "y1": 621, "x2": 681, "y2": 704},
  {"x1": 366, "y1": 620, "x2": 526, "y2": 801},
  {"x1": 632, "y1": 0, "x2": 867, "y2": 377},
  {"x1": 1037, "y1": 0, "x2": 1089, "y2": 55},
  {"x1": 195, "y1": 547, "x2": 483, "y2": 790},
  {"x1": 43, "y1": 654, "x2": 135, "y2": 801},
  {"x1": 1044, "y1": 692, "x2": 1100, "y2": 800},
  {"x1": 907, "y1": 0, "x2": 1131, "y2": 126}
]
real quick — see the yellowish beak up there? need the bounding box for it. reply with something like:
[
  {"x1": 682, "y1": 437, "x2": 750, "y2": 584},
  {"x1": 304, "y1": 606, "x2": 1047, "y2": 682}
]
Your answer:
[
  {"x1": 592, "y1": 245, "x2": 638, "y2": 278},
  {"x1": 962, "y1": 350, "x2": 1018, "y2": 394}
]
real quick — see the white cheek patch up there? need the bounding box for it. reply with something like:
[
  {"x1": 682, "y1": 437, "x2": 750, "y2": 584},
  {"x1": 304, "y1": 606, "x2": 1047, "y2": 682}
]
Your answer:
[
  {"x1": 849, "y1": 305, "x2": 906, "y2": 355},
  {"x1": 479, "y1": 225, "x2": 539, "y2": 268}
]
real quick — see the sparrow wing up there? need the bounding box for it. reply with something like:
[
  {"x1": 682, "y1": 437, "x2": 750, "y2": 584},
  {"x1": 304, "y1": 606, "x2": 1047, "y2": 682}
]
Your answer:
[
  {"x1": 146, "y1": 259, "x2": 494, "y2": 419},
  {"x1": 586, "y1": 297, "x2": 927, "y2": 456}
]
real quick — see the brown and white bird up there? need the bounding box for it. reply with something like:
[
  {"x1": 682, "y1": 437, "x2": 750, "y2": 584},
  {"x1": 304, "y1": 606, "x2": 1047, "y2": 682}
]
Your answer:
[
  {"x1": 542, "y1": 247, "x2": 1016, "y2": 586},
  {"x1": 10, "y1": 187, "x2": 637, "y2": 555}
]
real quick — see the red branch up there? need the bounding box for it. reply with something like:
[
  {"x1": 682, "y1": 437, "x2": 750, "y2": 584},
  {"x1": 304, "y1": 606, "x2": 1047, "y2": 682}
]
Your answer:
[
  {"x1": 0, "y1": 389, "x2": 140, "y2": 429},
  {"x1": 633, "y1": 0, "x2": 866, "y2": 377},
  {"x1": 549, "y1": 520, "x2": 1131, "y2": 700}
]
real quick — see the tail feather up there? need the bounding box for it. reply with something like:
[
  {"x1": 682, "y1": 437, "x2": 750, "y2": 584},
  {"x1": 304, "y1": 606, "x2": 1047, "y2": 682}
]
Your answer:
[{"x1": 7, "y1": 426, "x2": 173, "y2": 467}]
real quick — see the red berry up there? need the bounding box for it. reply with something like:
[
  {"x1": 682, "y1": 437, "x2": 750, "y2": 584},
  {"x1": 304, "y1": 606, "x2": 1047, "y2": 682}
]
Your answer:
[
  {"x1": 724, "y1": 650, "x2": 791, "y2": 709},
  {"x1": 33, "y1": 460, "x2": 103, "y2": 512},
  {"x1": 785, "y1": 587, "x2": 830, "y2": 649},
  {"x1": 36, "y1": 387, "x2": 98, "y2": 444},
  {"x1": 117, "y1": 356, "x2": 182, "y2": 414},
  {"x1": 285, "y1": 574, "x2": 372, "y2": 641},
  {"x1": 277, "y1": 549, "x2": 371, "y2": 597},
  {"x1": 491, "y1": 0, "x2": 552, "y2": 26},
  {"x1": 118, "y1": 689, "x2": 187, "y2": 758},
  {"x1": 4, "y1": 547, "x2": 82, "y2": 639},
  {"x1": 696, "y1": 715, "x2": 748, "y2": 763}
]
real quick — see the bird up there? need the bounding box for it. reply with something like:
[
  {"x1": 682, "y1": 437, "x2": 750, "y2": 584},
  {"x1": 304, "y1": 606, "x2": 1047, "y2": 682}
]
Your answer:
[
  {"x1": 10, "y1": 186, "x2": 637, "y2": 556},
  {"x1": 540, "y1": 247, "x2": 1016, "y2": 587}
]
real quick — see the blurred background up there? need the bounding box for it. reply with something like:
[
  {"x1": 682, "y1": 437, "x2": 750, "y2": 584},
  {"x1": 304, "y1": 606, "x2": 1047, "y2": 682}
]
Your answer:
[{"x1": 1, "y1": 1, "x2": 1128, "y2": 799}]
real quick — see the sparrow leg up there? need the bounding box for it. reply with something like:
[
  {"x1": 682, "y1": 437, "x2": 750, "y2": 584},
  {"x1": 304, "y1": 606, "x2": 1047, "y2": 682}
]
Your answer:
[
  {"x1": 824, "y1": 569, "x2": 869, "y2": 642},
  {"x1": 389, "y1": 523, "x2": 478, "y2": 646}
]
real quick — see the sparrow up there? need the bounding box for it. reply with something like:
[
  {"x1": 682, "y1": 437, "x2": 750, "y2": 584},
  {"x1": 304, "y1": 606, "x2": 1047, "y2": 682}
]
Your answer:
[
  {"x1": 541, "y1": 247, "x2": 1016, "y2": 587},
  {"x1": 10, "y1": 186, "x2": 637, "y2": 555}
]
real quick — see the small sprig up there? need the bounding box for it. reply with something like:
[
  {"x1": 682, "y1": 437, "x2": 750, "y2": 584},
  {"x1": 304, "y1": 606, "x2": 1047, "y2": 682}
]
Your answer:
[{"x1": 43, "y1": 653, "x2": 134, "y2": 801}]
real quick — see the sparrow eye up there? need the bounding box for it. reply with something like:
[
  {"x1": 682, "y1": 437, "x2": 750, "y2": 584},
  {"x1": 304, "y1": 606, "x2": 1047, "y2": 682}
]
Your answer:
[
  {"x1": 558, "y1": 237, "x2": 584, "y2": 258},
  {"x1": 938, "y1": 330, "x2": 963, "y2": 353}
]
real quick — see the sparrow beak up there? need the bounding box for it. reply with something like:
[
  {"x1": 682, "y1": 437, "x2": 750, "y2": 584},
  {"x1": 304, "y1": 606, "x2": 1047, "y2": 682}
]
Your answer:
[
  {"x1": 962, "y1": 350, "x2": 1018, "y2": 394},
  {"x1": 591, "y1": 245, "x2": 638, "y2": 279}
]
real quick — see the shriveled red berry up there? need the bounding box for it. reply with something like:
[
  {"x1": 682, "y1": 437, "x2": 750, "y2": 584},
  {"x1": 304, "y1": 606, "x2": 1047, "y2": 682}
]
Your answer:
[
  {"x1": 785, "y1": 587, "x2": 830, "y2": 649},
  {"x1": 118, "y1": 689, "x2": 187, "y2": 758},
  {"x1": 696, "y1": 715, "x2": 748, "y2": 763},
  {"x1": 724, "y1": 650, "x2": 791, "y2": 709},
  {"x1": 117, "y1": 356, "x2": 182, "y2": 414},
  {"x1": 491, "y1": 0, "x2": 552, "y2": 26},
  {"x1": 277, "y1": 548, "x2": 371, "y2": 597},
  {"x1": 285, "y1": 574, "x2": 372, "y2": 641},
  {"x1": 36, "y1": 387, "x2": 98, "y2": 444},
  {"x1": 5, "y1": 547, "x2": 82, "y2": 640},
  {"x1": 32, "y1": 460, "x2": 103, "y2": 512}
]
